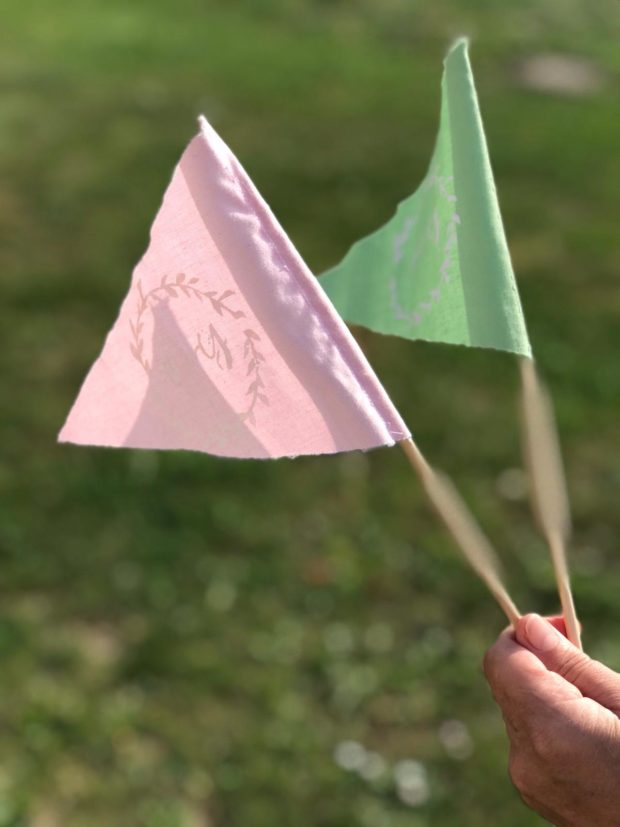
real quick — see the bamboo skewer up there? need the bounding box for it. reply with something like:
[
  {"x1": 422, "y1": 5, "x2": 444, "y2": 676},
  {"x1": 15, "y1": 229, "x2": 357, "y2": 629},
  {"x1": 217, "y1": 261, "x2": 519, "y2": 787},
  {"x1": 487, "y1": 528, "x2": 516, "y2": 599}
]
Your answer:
[
  {"x1": 400, "y1": 438, "x2": 521, "y2": 627},
  {"x1": 519, "y1": 358, "x2": 581, "y2": 650}
]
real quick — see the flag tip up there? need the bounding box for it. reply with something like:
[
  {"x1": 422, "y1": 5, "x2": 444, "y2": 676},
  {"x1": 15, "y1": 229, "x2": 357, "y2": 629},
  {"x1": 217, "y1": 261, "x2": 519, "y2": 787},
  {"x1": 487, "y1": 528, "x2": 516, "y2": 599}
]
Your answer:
[
  {"x1": 196, "y1": 114, "x2": 228, "y2": 153},
  {"x1": 446, "y1": 36, "x2": 470, "y2": 57},
  {"x1": 197, "y1": 113, "x2": 211, "y2": 133}
]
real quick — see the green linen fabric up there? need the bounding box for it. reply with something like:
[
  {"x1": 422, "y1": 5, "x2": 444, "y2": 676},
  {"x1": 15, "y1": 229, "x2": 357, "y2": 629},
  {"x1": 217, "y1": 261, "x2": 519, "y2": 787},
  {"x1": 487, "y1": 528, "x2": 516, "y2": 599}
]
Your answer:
[{"x1": 321, "y1": 39, "x2": 532, "y2": 357}]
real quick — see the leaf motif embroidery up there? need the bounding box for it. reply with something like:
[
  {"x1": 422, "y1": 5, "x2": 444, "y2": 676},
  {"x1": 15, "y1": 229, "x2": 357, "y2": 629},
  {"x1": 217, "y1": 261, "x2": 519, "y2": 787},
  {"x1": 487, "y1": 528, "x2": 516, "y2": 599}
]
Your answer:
[
  {"x1": 129, "y1": 274, "x2": 269, "y2": 424},
  {"x1": 240, "y1": 329, "x2": 268, "y2": 422},
  {"x1": 389, "y1": 170, "x2": 460, "y2": 328}
]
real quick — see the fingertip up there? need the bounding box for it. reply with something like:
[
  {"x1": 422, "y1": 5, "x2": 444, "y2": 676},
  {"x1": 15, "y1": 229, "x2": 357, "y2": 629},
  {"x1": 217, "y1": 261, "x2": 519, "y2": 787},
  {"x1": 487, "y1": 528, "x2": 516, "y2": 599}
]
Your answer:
[{"x1": 515, "y1": 614, "x2": 569, "y2": 649}]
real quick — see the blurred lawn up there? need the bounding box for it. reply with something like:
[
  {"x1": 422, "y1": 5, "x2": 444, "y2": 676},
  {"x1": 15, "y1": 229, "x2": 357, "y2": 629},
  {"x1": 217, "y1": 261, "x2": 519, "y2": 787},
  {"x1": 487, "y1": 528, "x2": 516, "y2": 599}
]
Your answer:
[{"x1": 1, "y1": 0, "x2": 620, "y2": 825}]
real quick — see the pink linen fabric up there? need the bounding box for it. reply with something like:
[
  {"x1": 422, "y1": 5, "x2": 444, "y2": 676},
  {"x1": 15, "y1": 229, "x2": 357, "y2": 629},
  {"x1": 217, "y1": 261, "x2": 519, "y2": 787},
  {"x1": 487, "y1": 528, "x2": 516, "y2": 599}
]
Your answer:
[{"x1": 59, "y1": 117, "x2": 409, "y2": 459}]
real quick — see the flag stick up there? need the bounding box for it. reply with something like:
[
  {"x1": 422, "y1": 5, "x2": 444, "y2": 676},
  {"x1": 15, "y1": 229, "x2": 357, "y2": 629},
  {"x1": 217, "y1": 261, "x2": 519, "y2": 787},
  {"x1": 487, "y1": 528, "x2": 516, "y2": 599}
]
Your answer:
[
  {"x1": 519, "y1": 358, "x2": 581, "y2": 650},
  {"x1": 400, "y1": 438, "x2": 520, "y2": 627}
]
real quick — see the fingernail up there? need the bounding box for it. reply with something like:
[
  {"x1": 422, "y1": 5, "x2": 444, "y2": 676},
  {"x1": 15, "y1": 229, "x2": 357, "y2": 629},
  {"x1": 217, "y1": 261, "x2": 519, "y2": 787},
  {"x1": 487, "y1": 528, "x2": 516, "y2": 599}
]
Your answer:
[{"x1": 524, "y1": 614, "x2": 562, "y2": 652}]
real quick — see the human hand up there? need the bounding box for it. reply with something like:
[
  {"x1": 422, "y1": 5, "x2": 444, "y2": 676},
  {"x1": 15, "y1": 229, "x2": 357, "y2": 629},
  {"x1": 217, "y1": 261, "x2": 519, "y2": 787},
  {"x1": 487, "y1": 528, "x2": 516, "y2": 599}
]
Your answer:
[{"x1": 483, "y1": 613, "x2": 620, "y2": 826}]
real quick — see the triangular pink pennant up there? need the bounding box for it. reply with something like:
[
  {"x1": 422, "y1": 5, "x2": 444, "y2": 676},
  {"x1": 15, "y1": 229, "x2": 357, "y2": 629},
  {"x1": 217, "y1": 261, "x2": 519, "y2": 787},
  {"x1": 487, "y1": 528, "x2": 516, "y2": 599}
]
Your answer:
[{"x1": 59, "y1": 117, "x2": 409, "y2": 459}]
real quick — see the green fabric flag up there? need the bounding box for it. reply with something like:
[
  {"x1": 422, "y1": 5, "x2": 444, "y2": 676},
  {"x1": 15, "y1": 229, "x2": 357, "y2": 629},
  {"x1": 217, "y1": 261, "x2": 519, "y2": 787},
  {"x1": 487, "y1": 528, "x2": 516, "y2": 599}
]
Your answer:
[{"x1": 321, "y1": 39, "x2": 532, "y2": 357}]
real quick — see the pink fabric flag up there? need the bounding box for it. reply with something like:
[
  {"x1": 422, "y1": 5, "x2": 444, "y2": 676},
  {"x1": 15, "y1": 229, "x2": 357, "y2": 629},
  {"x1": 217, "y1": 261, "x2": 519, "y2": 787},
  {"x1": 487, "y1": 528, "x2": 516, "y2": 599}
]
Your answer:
[{"x1": 59, "y1": 117, "x2": 409, "y2": 459}]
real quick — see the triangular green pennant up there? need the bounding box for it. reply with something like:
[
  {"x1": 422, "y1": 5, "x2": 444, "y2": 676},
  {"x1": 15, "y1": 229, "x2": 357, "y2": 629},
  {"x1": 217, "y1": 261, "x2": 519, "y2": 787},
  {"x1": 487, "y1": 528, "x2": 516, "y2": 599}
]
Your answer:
[{"x1": 321, "y1": 39, "x2": 532, "y2": 358}]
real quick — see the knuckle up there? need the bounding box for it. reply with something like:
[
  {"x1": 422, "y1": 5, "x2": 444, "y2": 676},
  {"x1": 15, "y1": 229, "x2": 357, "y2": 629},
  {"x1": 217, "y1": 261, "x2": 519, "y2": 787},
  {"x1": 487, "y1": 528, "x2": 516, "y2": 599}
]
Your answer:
[
  {"x1": 508, "y1": 752, "x2": 531, "y2": 795},
  {"x1": 529, "y1": 725, "x2": 557, "y2": 762},
  {"x1": 557, "y1": 650, "x2": 591, "y2": 685}
]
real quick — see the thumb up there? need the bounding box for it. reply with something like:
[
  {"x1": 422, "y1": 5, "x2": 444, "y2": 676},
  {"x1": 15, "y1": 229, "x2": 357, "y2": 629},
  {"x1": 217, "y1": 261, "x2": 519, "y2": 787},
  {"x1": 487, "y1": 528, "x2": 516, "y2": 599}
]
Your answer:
[{"x1": 516, "y1": 613, "x2": 620, "y2": 716}]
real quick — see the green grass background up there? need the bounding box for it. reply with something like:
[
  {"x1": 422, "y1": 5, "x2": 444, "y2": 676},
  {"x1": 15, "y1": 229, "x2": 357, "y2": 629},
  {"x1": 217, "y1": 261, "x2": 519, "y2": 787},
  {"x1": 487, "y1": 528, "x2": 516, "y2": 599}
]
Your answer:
[{"x1": 1, "y1": 1, "x2": 619, "y2": 824}]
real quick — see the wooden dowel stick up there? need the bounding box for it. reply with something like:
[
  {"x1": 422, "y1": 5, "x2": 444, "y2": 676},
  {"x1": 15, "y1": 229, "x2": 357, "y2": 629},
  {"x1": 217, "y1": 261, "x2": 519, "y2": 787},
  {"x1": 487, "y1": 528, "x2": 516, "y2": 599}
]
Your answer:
[
  {"x1": 549, "y1": 532, "x2": 582, "y2": 650},
  {"x1": 400, "y1": 438, "x2": 520, "y2": 627},
  {"x1": 519, "y1": 358, "x2": 581, "y2": 649}
]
